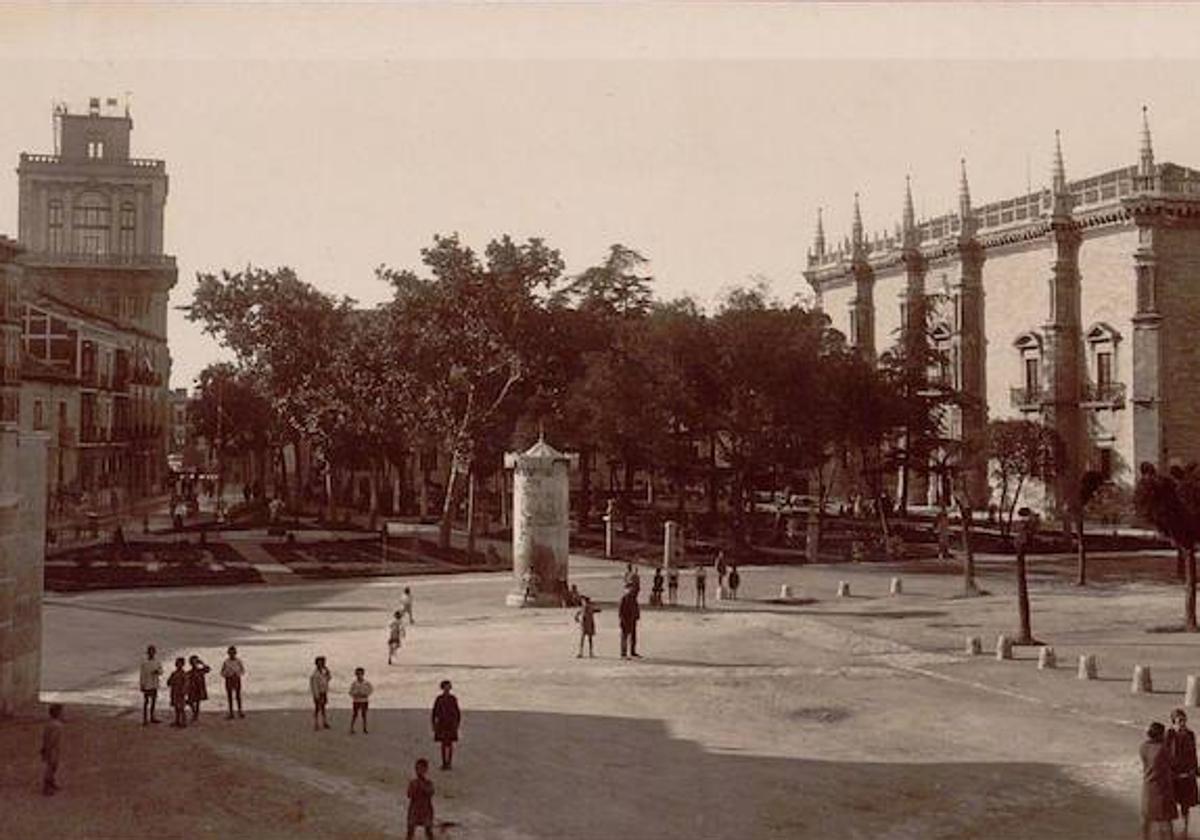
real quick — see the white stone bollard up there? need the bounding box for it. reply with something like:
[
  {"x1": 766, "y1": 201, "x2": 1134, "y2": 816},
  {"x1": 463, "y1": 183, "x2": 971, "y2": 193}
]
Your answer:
[
  {"x1": 1078, "y1": 654, "x2": 1098, "y2": 680},
  {"x1": 836, "y1": 581, "x2": 850, "y2": 598},
  {"x1": 889, "y1": 577, "x2": 903, "y2": 596},
  {"x1": 966, "y1": 636, "x2": 982, "y2": 655},
  {"x1": 779, "y1": 583, "x2": 793, "y2": 600},
  {"x1": 1186, "y1": 676, "x2": 1200, "y2": 708},
  {"x1": 1038, "y1": 646, "x2": 1057, "y2": 670},
  {"x1": 1132, "y1": 665, "x2": 1153, "y2": 694},
  {"x1": 995, "y1": 634, "x2": 1013, "y2": 660}
]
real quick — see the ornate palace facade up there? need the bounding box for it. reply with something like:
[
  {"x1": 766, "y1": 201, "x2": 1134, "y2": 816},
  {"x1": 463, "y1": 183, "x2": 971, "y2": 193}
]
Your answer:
[{"x1": 804, "y1": 112, "x2": 1200, "y2": 515}]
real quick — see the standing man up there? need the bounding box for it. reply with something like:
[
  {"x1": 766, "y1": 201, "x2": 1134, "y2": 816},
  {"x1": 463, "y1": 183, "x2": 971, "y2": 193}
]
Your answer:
[
  {"x1": 431, "y1": 680, "x2": 461, "y2": 770},
  {"x1": 139, "y1": 644, "x2": 163, "y2": 726},
  {"x1": 41, "y1": 703, "x2": 64, "y2": 796},
  {"x1": 715, "y1": 550, "x2": 727, "y2": 600},
  {"x1": 695, "y1": 564, "x2": 707, "y2": 609},
  {"x1": 619, "y1": 586, "x2": 641, "y2": 659},
  {"x1": 400, "y1": 587, "x2": 416, "y2": 624},
  {"x1": 221, "y1": 646, "x2": 246, "y2": 719},
  {"x1": 667, "y1": 566, "x2": 679, "y2": 606}
]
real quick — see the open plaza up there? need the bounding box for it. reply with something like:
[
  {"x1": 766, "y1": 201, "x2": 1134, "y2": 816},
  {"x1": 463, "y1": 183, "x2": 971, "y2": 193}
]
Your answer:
[{"x1": 3, "y1": 550, "x2": 1197, "y2": 839}]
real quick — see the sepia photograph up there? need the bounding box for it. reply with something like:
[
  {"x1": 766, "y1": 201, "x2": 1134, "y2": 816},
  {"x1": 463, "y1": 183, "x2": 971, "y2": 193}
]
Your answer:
[{"x1": 5, "y1": 3, "x2": 1200, "y2": 837}]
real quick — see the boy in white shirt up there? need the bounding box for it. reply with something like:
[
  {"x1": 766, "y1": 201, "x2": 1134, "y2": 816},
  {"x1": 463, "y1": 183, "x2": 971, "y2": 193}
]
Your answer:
[
  {"x1": 310, "y1": 656, "x2": 331, "y2": 731},
  {"x1": 349, "y1": 667, "x2": 373, "y2": 734},
  {"x1": 221, "y1": 645, "x2": 246, "y2": 719},
  {"x1": 139, "y1": 644, "x2": 163, "y2": 726},
  {"x1": 388, "y1": 611, "x2": 406, "y2": 665}
]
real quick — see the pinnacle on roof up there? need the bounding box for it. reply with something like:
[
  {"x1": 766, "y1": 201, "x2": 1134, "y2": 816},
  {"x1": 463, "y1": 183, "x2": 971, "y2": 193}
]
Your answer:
[
  {"x1": 1051, "y1": 131, "x2": 1072, "y2": 217},
  {"x1": 958, "y1": 158, "x2": 972, "y2": 216},
  {"x1": 901, "y1": 175, "x2": 916, "y2": 247},
  {"x1": 813, "y1": 207, "x2": 826, "y2": 258},
  {"x1": 851, "y1": 193, "x2": 864, "y2": 258},
  {"x1": 1140, "y1": 105, "x2": 1155, "y2": 177}
]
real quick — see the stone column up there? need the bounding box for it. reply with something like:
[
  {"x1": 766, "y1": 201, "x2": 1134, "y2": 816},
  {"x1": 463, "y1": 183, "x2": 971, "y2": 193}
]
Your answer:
[
  {"x1": 503, "y1": 439, "x2": 578, "y2": 607},
  {"x1": 662, "y1": 520, "x2": 681, "y2": 568},
  {"x1": 957, "y1": 237, "x2": 989, "y2": 506},
  {"x1": 1130, "y1": 221, "x2": 1164, "y2": 468}
]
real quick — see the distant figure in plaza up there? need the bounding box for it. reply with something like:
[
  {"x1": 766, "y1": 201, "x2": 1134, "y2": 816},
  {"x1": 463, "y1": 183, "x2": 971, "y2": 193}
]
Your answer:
[
  {"x1": 715, "y1": 550, "x2": 727, "y2": 598},
  {"x1": 405, "y1": 757, "x2": 436, "y2": 840},
  {"x1": 400, "y1": 586, "x2": 416, "y2": 624},
  {"x1": 1168, "y1": 708, "x2": 1199, "y2": 836},
  {"x1": 187, "y1": 655, "x2": 211, "y2": 722},
  {"x1": 431, "y1": 680, "x2": 462, "y2": 770},
  {"x1": 40, "y1": 703, "x2": 64, "y2": 796},
  {"x1": 139, "y1": 644, "x2": 163, "y2": 726},
  {"x1": 650, "y1": 568, "x2": 664, "y2": 607},
  {"x1": 623, "y1": 562, "x2": 641, "y2": 596},
  {"x1": 695, "y1": 564, "x2": 707, "y2": 609},
  {"x1": 349, "y1": 667, "x2": 373, "y2": 734},
  {"x1": 728, "y1": 565, "x2": 741, "y2": 600},
  {"x1": 167, "y1": 657, "x2": 189, "y2": 728},
  {"x1": 667, "y1": 566, "x2": 679, "y2": 605},
  {"x1": 388, "y1": 611, "x2": 407, "y2": 665},
  {"x1": 1142, "y1": 721, "x2": 1179, "y2": 840},
  {"x1": 935, "y1": 508, "x2": 951, "y2": 560},
  {"x1": 619, "y1": 586, "x2": 641, "y2": 659},
  {"x1": 221, "y1": 646, "x2": 246, "y2": 719},
  {"x1": 310, "y1": 656, "x2": 332, "y2": 731},
  {"x1": 574, "y1": 595, "x2": 599, "y2": 658}
]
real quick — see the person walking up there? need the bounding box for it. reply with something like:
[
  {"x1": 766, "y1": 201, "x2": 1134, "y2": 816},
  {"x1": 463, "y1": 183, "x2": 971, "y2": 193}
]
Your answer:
[
  {"x1": 167, "y1": 657, "x2": 189, "y2": 728},
  {"x1": 221, "y1": 646, "x2": 246, "y2": 719},
  {"x1": 623, "y1": 563, "x2": 641, "y2": 597},
  {"x1": 405, "y1": 757, "x2": 436, "y2": 840},
  {"x1": 41, "y1": 703, "x2": 64, "y2": 796},
  {"x1": 714, "y1": 550, "x2": 727, "y2": 600},
  {"x1": 1169, "y1": 709, "x2": 1199, "y2": 837},
  {"x1": 1142, "y1": 721, "x2": 1179, "y2": 840},
  {"x1": 728, "y1": 565, "x2": 741, "y2": 600},
  {"x1": 388, "y1": 611, "x2": 406, "y2": 665},
  {"x1": 650, "y1": 568, "x2": 664, "y2": 607},
  {"x1": 695, "y1": 564, "x2": 707, "y2": 609},
  {"x1": 187, "y1": 655, "x2": 211, "y2": 723},
  {"x1": 432, "y1": 680, "x2": 462, "y2": 770},
  {"x1": 139, "y1": 644, "x2": 163, "y2": 726},
  {"x1": 619, "y1": 586, "x2": 641, "y2": 659},
  {"x1": 310, "y1": 656, "x2": 332, "y2": 731},
  {"x1": 667, "y1": 567, "x2": 679, "y2": 606},
  {"x1": 400, "y1": 587, "x2": 416, "y2": 624},
  {"x1": 574, "y1": 596, "x2": 599, "y2": 658},
  {"x1": 349, "y1": 667, "x2": 373, "y2": 734}
]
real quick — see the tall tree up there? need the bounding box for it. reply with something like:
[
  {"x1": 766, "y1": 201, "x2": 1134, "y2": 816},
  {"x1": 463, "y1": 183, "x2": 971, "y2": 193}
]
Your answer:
[
  {"x1": 986, "y1": 419, "x2": 1061, "y2": 535},
  {"x1": 1134, "y1": 462, "x2": 1200, "y2": 631}
]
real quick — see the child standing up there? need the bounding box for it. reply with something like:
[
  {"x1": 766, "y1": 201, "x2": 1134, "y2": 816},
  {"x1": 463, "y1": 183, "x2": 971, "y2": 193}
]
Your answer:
[
  {"x1": 221, "y1": 646, "x2": 246, "y2": 719},
  {"x1": 400, "y1": 587, "x2": 415, "y2": 624},
  {"x1": 667, "y1": 567, "x2": 679, "y2": 606},
  {"x1": 187, "y1": 655, "x2": 211, "y2": 723},
  {"x1": 139, "y1": 644, "x2": 163, "y2": 725},
  {"x1": 405, "y1": 758, "x2": 436, "y2": 840},
  {"x1": 40, "y1": 704, "x2": 64, "y2": 796},
  {"x1": 431, "y1": 680, "x2": 461, "y2": 770},
  {"x1": 388, "y1": 611, "x2": 406, "y2": 665},
  {"x1": 310, "y1": 656, "x2": 332, "y2": 731},
  {"x1": 167, "y1": 657, "x2": 189, "y2": 728},
  {"x1": 574, "y1": 596, "x2": 599, "y2": 658},
  {"x1": 728, "y1": 565, "x2": 741, "y2": 600},
  {"x1": 695, "y1": 564, "x2": 707, "y2": 609},
  {"x1": 349, "y1": 667, "x2": 373, "y2": 734}
]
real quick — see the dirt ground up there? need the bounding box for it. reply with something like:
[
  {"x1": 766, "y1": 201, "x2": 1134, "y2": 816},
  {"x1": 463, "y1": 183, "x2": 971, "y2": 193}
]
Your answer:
[{"x1": 6, "y1": 553, "x2": 1200, "y2": 839}]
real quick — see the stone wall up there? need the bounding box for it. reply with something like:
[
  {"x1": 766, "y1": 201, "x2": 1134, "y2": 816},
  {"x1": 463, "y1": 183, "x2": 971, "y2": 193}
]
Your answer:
[{"x1": 0, "y1": 426, "x2": 48, "y2": 717}]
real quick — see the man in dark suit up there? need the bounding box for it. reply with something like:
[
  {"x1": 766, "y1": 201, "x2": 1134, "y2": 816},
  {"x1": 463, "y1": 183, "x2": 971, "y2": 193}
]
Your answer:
[{"x1": 619, "y1": 586, "x2": 641, "y2": 659}]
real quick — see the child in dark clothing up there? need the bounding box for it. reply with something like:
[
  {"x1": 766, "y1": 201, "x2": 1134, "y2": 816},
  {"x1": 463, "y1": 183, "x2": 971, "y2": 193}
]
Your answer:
[
  {"x1": 406, "y1": 757, "x2": 435, "y2": 840},
  {"x1": 187, "y1": 655, "x2": 211, "y2": 722},
  {"x1": 167, "y1": 657, "x2": 189, "y2": 728}
]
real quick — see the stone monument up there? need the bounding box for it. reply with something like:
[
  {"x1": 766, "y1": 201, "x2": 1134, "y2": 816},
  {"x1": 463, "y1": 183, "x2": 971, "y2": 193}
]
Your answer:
[{"x1": 504, "y1": 437, "x2": 577, "y2": 606}]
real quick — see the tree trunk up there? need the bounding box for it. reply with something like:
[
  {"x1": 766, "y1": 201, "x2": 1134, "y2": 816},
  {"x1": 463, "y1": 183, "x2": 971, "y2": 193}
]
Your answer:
[
  {"x1": 579, "y1": 448, "x2": 592, "y2": 530},
  {"x1": 1187, "y1": 545, "x2": 1198, "y2": 632},
  {"x1": 1016, "y1": 546, "x2": 1034, "y2": 644},
  {"x1": 897, "y1": 432, "x2": 910, "y2": 518},
  {"x1": 439, "y1": 457, "x2": 462, "y2": 551},
  {"x1": 959, "y1": 501, "x2": 979, "y2": 596},
  {"x1": 707, "y1": 433, "x2": 719, "y2": 518},
  {"x1": 466, "y1": 468, "x2": 477, "y2": 558},
  {"x1": 1075, "y1": 506, "x2": 1087, "y2": 586},
  {"x1": 1178, "y1": 546, "x2": 1187, "y2": 583},
  {"x1": 367, "y1": 461, "x2": 379, "y2": 531},
  {"x1": 324, "y1": 463, "x2": 334, "y2": 523}
]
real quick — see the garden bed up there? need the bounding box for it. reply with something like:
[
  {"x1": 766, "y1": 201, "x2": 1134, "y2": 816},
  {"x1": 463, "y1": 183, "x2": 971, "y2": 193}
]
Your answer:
[{"x1": 45, "y1": 541, "x2": 262, "y2": 592}]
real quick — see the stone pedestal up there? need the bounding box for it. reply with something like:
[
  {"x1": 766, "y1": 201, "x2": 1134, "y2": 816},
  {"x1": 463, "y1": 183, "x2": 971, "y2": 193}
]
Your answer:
[
  {"x1": 1038, "y1": 646, "x2": 1057, "y2": 670},
  {"x1": 966, "y1": 636, "x2": 982, "y2": 655},
  {"x1": 836, "y1": 581, "x2": 850, "y2": 598},
  {"x1": 889, "y1": 577, "x2": 903, "y2": 596},
  {"x1": 662, "y1": 521, "x2": 681, "y2": 569},
  {"x1": 1132, "y1": 665, "x2": 1153, "y2": 694},
  {"x1": 0, "y1": 426, "x2": 49, "y2": 717},
  {"x1": 604, "y1": 499, "x2": 615, "y2": 559},
  {"x1": 1186, "y1": 675, "x2": 1200, "y2": 708},
  {"x1": 1078, "y1": 654, "x2": 1098, "y2": 680},
  {"x1": 503, "y1": 439, "x2": 577, "y2": 607},
  {"x1": 995, "y1": 635, "x2": 1013, "y2": 660}
]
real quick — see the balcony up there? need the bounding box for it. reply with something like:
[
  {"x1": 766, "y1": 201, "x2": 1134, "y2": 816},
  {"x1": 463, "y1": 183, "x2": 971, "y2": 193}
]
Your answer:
[
  {"x1": 1009, "y1": 385, "x2": 1047, "y2": 412},
  {"x1": 20, "y1": 152, "x2": 165, "y2": 171},
  {"x1": 20, "y1": 250, "x2": 176, "y2": 271},
  {"x1": 1082, "y1": 380, "x2": 1127, "y2": 409}
]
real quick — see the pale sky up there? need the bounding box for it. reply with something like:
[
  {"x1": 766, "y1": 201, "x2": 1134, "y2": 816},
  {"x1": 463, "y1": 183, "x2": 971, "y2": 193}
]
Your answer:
[{"x1": 2, "y1": 3, "x2": 1200, "y2": 391}]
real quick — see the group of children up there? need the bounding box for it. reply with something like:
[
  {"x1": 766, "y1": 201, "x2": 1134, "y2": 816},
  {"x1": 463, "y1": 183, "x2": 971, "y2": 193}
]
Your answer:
[{"x1": 139, "y1": 644, "x2": 247, "y2": 728}]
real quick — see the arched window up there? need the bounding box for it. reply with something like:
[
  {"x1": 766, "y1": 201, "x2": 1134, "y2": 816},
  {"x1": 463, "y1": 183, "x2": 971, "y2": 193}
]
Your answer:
[
  {"x1": 1011, "y1": 331, "x2": 1044, "y2": 412},
  {"x1": 1084, "y1": 322, "x2": 1125, "y2": 408},
  {"x1": 73, "y1": 193, "x2": 110, "y2": 256}
]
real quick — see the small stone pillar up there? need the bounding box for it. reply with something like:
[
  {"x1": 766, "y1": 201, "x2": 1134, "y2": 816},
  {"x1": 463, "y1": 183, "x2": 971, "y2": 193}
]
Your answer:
[
  {"x1": 604, "y1": 499, "x2": 615, "y2": 559},
  {"x1": 836, "y1": 581, "x2": 850, "y2": 598},
  {"x1": 995, "y1": 634, "x2": 1013, "y2": 660},
  {"x1": 889, "y1": 577, "x2": 903, "y2": 596},
  {"x1": 1038, "y1": 646, "x2": 1057, "y2": 670},
  {"x1": 663, "y1": 520, "x2": 680, "y2": 569},
  {"x1": 780, "y1": 583, "x2": 793, "y2": 600},
  {"x1": 503, "y1": 438, "x2": 578, "y2": 607},
  {"x1": 1186, "y1": 676, "x2": 1200, "y2": 708},
  {"x1": 966, "y1": 636, "x2": 982, "y2": 655},
  {"x1": 1078, "y1": 654, "x2": 1098, "y2": 680},
  {"x1": 1132, "y1": 665, "x2": 1153, "y2": 694}
]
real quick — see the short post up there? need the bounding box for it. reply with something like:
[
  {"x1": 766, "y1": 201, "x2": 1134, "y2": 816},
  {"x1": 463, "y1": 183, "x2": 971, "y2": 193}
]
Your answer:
[
  {"x1": 1038, "y1": 646, "x2": 1057, "y2": 670},
  {"x1": 1132, "y1": 665, "x2": 1153, "y2": 694},
  {"x1": 995, "y1": 634, "x2": 1013, "y2": 660},
  {"x1": 663, "y1": 520, "x2": 678, "y2": 570},
  {"x1": 836, "y1": 581, "x2": 850, "y2": 598},
  {"x1": 779, "y1": 583, "x2": 793, "y2": 600},
  {"x1": 1185, "y1": 675, "x2": 1200, "y2": 708},
  {"x1": 604, "y1": 499, "x2": 615, "y2": 559},
  {"x1": 889, "y1": 577, "x2": 903, "y2": 596},
  {"x1": 1077, "y1": 654, "x2": 1098, "y2": 680},
  {"x1": 966, "y1": 636, "x2": 982, "y2": 655}
]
